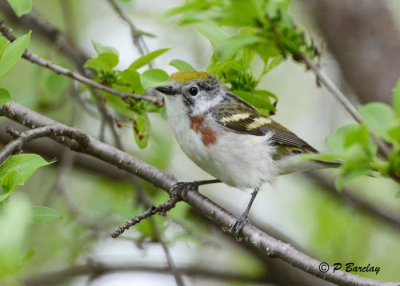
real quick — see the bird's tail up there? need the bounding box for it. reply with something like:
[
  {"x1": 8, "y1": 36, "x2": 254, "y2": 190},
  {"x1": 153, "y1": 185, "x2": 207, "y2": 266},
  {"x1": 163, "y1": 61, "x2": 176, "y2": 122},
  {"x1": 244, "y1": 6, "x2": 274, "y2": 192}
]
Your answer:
[{"x1": 276, "y1": 156, "x2": 341, "y2": 175}]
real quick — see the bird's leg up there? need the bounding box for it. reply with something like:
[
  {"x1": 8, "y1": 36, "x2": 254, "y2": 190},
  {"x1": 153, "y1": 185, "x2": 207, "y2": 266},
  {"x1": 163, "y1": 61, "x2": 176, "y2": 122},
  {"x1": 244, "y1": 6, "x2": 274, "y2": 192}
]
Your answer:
[
  {"x1": 172, "y1": 179, "x2": 220, "y2": 200},
  {"x1": 232, "y1": 186, "x2": 260, "y2": 238}
]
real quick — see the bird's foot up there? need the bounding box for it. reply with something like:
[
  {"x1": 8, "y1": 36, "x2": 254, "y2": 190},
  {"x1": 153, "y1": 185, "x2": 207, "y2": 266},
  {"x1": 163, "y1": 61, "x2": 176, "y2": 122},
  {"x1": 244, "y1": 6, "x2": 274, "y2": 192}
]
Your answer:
[
  {"x1": 172, "y1": 181, "x2": 200, "y2": 200},
  {"x1": 231, "y1": 214, "x2": 248, "y2": 241}
]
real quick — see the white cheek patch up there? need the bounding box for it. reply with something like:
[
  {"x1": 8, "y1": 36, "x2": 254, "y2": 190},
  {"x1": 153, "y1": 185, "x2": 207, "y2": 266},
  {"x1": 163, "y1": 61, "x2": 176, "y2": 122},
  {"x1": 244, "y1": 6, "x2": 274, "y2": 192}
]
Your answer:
[{"x1": 191, "y1": 94, "x2": 223, "y2": 116}]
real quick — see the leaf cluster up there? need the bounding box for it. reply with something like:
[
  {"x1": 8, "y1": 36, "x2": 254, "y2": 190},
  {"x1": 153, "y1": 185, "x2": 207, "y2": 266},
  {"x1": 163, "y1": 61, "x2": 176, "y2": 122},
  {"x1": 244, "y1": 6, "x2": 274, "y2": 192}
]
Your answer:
[
  {"x1": 162, "y1": 0, "x2": 319, "y2": 115},
  {"x1": 304, "y1": 80, "x2": 400, "y2": 192}
]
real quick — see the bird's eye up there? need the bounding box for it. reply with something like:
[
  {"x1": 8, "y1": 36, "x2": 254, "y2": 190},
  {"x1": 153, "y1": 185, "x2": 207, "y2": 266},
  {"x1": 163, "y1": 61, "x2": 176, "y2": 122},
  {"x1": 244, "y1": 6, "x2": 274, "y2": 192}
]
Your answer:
[{"x1": 188, "y1": 86, "x2": 199, "y2": 96}]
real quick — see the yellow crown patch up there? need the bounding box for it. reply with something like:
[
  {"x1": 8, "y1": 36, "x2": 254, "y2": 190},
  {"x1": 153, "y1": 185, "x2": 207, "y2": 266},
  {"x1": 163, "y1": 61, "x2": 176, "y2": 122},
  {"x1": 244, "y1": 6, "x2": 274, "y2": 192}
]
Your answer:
[{"x1": 169, "y1": 71, "x2": 210, "y2": 83}]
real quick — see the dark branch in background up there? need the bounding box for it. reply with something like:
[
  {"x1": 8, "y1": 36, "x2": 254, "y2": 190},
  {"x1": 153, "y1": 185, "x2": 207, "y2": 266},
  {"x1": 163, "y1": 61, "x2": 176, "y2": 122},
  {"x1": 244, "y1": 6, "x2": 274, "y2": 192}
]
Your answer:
[
  {"x1": 306, "y1": 172, "x2": 400, "y2": 229},
  {"x1": 0, "y1": 1, "x2": 322, "y2": 280},
  {"x1": 0, "y1": 102, "x2": 396, "y2": 286},
  {"x1": 106, "y1": 0, "x2": 152, "y2": 59},
  {"x1": 0, "y1": 0, "x2": 88, "y2": 68},
  {"x1": 1, "y1": 2, "x2": 399, "y2": 284},
  {"x1": 54, "y1": 153, "x2": 106, "y2": 235},
  {"x1": 0, "y1": 18, "x2": 164, "y2": 107},
  {"x1": 303, "y1": 0, "x2": 400, "y2": 105},
  {"x1": 132, "y1": 177, "x2": 185, "y2": 286},
  {"x1": 24, "y1": 262, "x2": 272, "y2": 286}
]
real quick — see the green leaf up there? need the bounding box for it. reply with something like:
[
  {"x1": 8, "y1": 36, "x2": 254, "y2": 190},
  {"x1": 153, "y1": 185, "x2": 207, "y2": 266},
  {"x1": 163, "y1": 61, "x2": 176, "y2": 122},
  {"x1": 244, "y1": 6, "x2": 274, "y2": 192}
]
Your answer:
[
  {"x1": 0, "y1": 88, "x2": 11, "y2": 106},
  {"x1": 40, "y1": 71, "x2": 70, "y2": 99},
  {"x1": 0, "y1": 32, "x2": 30, "y2": 78},
  {"x1": 91, "y1": 40, "x2": 119, "y2": 56},
  {"x1": 336, "y1": 168, "x2": 372, "y2": 190},
  {"x1": 0, "y1": 154, "x2": 51, "y2": 199},
  {"x1": 234, "y1": 89, "x2": 276, "y2": 116},
  {"x1": 169, "y1": 59, "x2": 194, "y2": 71},
  {"x1": 395, "y1": 191, "x2": 400, "y2": 199},
  {"x1": 388, "y1": 125, "x2": 400, "y2": 143},
  {"x1": 129, "y1": 48, "x2": 170, "y2": 70},
  {"x1": 84, "y1": 53, "x2": 119, "y2": 72},
  {"x1": 225, "y1": 0, "x2": 263, "y2": 27},
  {"x1": 358, "y1": 102, "x2": 397, "y2": 142},
  {"x1": 159, "y1": 2, "x2": 211, "y2": 20},
  {"x1": 133, "y1": 112, "x2": 151, "y2": 149},
  {"x1": 116, "y1": 68, "x2": 145, "y2": 94},
  {"x1": 217, "y1": 35, "x2": 260, "y2": 59},
  {"x1": 393, "y1": 78, "x2": 400, "y2": 118},
  {"x1": 265, "y1": 0, "x2": 290, "y2": 17},
  {"x1": 335, "y1": 144, "x2": 375, "y2": 189},
  {"x1": 326, "y1": 124, "x2": 358, "y2": 154},
  {"x1": 0, "y1": 170, "x2": 24, "y2": 202},
  {"x1": 195, "y1": 22, "x2": 229, "y2": 49},
  {"x1": 31, "y1": 206, "x2": 62, "y2": 223},
  {"x1": 140, "y1": 69, "x2": 169, "y2": 90},
  {"x1": 6, "y1": 0, "x2": 32, "y2": 17},
  {"x1": 343, "y1": 124, "x2": 374, "y2": 152},
  {"x1": 160, "y1": 106, "x2": 167, "y2": 120},
  {"x1": 0, "y1": 195, "x2": 32, "y2": 278},
  {"x1": 0, "y1": 37, "x2": 9, "y2": 59}
]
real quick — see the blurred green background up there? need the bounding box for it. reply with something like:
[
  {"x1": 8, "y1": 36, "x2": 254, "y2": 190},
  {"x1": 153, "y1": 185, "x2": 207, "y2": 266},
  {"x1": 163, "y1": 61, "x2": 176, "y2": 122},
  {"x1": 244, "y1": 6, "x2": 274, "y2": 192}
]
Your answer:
[{"x1": 1, "y1": 0, "x2": 400, "y2": 285}]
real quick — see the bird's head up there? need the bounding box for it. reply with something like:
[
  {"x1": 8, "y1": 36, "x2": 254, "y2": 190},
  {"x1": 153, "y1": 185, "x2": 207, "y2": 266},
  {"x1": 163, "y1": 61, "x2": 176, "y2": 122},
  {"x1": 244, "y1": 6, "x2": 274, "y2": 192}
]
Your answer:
[{"x1": 155, "y1": 71, "x2": 227, "y2": 115}]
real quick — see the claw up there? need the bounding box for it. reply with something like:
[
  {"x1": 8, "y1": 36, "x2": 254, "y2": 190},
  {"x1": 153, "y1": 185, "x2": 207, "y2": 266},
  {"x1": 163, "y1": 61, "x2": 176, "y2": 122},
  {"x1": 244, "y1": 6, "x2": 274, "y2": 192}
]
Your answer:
[
  {"x1": 231, "y1": 215, "x2": 248, "y2": 240},
  {"x1": 172, "y1": 181, "x2": 200, "y2": 200}
]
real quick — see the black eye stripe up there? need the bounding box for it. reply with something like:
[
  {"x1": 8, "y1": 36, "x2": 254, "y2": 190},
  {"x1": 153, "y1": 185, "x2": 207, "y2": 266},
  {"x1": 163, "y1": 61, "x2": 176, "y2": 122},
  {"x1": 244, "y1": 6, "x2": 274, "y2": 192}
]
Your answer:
[{"x1": 188, "y1": 86, "x2": 199, "y2": 96}]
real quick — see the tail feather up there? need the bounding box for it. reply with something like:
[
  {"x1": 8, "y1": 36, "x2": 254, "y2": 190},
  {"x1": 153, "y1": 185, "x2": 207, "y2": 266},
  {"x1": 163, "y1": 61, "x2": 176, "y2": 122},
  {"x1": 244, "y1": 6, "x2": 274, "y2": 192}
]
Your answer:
[{"x1": 276, "y1": 156, "x2": 341, "y2": 175}]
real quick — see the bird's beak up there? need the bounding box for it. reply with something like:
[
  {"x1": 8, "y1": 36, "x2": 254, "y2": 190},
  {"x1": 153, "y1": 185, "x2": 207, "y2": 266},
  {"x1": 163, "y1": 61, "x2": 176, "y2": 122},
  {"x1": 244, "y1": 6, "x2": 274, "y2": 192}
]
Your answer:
[{"x1": 155, "y1": 85, "x2": 177, "y2": 96}]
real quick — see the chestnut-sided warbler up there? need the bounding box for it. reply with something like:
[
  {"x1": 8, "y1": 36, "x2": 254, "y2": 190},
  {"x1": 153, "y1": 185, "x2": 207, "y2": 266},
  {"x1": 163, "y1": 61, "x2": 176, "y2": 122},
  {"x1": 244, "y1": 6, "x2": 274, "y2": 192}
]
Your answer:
[{"x1": 156, "y1": 71, "x2": 337, "y2": 236}]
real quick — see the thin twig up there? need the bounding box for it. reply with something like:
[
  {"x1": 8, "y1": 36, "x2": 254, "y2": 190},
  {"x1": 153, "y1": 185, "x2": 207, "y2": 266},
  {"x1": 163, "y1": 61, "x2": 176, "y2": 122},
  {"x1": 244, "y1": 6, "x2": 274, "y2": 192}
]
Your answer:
[
  {"x1": 106, "y1": 0, "x2": 151, "y2": 58},
  {"x1": 301, "y1": 53, "x2": 392, "y2": 157},
  {"x1": 0, "y1": 18, "x2": 164, "y2": 107},
  {"x1": 0, "y1": 102, "x2": 396, "y2": 286},
  {"x1": 111, "y1": 193, "x2": 180, "y2": 238},
  {"x1": 0, "y1": 1, "x2": 88, "y2": 68},
  {"x1": 132, "y1": 177, "x2": 185, "y2": 286}
]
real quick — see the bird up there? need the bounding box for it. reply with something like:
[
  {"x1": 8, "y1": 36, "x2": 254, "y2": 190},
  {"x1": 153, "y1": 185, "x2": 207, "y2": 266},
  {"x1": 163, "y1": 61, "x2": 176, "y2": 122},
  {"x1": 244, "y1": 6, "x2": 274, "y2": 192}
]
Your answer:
[{"x1": 155, "y1": 70, "x2": 338, "y2": 236}]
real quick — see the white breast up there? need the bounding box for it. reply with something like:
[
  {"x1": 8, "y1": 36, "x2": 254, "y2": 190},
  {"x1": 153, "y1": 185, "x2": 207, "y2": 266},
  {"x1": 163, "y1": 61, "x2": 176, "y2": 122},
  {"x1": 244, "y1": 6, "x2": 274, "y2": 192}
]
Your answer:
[{"x1": 165, "y1": 96, "x2": 277, "y2": 189}]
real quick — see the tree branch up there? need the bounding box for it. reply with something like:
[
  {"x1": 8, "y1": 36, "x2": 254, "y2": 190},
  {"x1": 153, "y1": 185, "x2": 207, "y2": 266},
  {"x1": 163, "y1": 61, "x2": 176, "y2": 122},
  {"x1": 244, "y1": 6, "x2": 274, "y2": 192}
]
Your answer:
[
  {"x1": 0, "y1": 125, "x2": 90, "y2": 163},
  {"x1": 24, "y1": 262, "x2": 271, "y2": 286},
  {"x1": 306, "y1": 172, "x2": 400, "y2": 229},
  {"x1": 301, "y1": 53, "x2": 392, "y2": 158},
  {"x1": 0, "y1": 0, "x2": 88, "y2": 68},
  {"x1": 106, "y1": 0, "x2": 152, "y2": 58},
  {"x1": 0, "y1": 102, "x2": 395, "y2": 286},
  {"x1": 111, "y1": 192, "x2": 180, "y2": 238},
  {"x1": 303, "y1": 0, "x2": 400, "y2": 106},
  {"x1": 0, "y1": 18, "x2": 164, "y2": 107},
  {"x1": 132, "y1": 177, "x2": 185, "y2": 286}
]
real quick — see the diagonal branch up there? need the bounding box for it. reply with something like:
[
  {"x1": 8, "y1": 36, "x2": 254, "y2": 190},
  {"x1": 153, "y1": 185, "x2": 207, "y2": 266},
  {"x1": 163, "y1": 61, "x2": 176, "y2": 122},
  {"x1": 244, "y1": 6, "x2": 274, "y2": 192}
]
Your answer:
[
  {"x1": 0, "y1": 102, "x2": 395, "y2": 286},
  {"x1": 106, "y1": 0, "x2": 152, "y2": 58},
  {"x1": 0, "y1": 1, "x2": 88, "y2": 68},
  {"x1": 0, "y1": 125, "x2": 90, "y2": 163},
  {"x1": 0, "y1": 18, "x2": 164, "y2": 107},
  {"x1": 301, "y1": 53, "x2": 392, "y2": 157}
]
